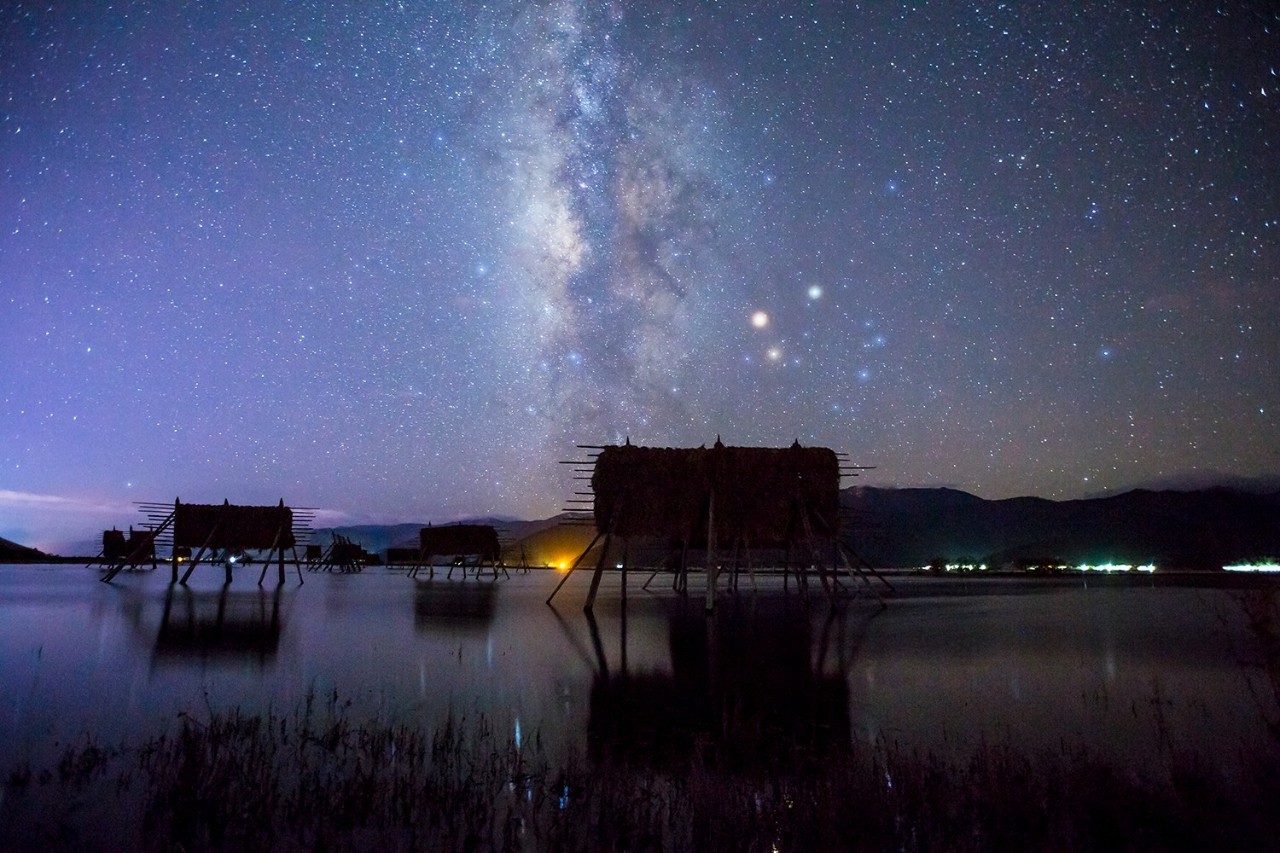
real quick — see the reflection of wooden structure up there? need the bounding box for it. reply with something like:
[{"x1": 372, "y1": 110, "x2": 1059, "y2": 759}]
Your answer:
[
  {"x1": 581, "y1": 599, "x2": 853, "y2": 772},
  {"x1": 413, "y1": 580, "x2": 498, "y2": 634},
  {"x1": 101, "y1": 498, "x2": 307, "y2": 585},
  {"x1": 151, "y1": 584, "x2": 284, "y2": 666},
  {"x1": 407, "y1": 524, "x2": 504, "y2": 580},
  {"x1": 549, "y1": 439, "x2": 887, "y2": 611}
]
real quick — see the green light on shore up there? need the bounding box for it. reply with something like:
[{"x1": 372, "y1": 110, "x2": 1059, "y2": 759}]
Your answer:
[
  {"x1": 1223, "y1": 562, "x2": 1280, "y2": 573},
  {"x1": 916, "y1": 562, "x2": 989, "y2": 572},
  {"x1": 916, "y1": 562, "x2": 1158, "y2": 573},
  {"x1": 1074, "y1": 563, "x2": 1155, "y2": 573}
]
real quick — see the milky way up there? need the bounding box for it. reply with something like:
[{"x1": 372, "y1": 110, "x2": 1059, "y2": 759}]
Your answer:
[
  {"x1": 482, "y1": 4, "x2": 710, "y2": 432},
  {"x1": 2, "y1": 1, "x2": 1277, "y2": 551}
]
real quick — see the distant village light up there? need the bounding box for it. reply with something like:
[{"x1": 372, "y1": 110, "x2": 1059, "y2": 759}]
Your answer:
[
  {"x1": 1224, "y1": 562, "x2": 1280, "y2": 573},
  {"x1": 1074, "y1": 563, "x2": 1155, "y2": 573}
]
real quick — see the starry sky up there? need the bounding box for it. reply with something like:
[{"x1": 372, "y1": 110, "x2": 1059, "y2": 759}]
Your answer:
[{"x1": 3, "y1": 1, "x2": 1278, "y2": 553}]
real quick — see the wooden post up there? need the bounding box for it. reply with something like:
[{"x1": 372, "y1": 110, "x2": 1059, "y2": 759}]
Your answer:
[
  {"x1": 278, "y1": 501, "x2": 287, "y2": 584},
  {"x1": 678, "y1": 539, "x2": 689, "y2": 594},
  {"x1": 620, "y1": 539, "x2": 629, "y2": 610},
  {"x1": 704, "y1": 489, "x2": 717, "y2": 613},
  {"x1": 742, "y1": 535, "x2": 759, "y2": 593}
]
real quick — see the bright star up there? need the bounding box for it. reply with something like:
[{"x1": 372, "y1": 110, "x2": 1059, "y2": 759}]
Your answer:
[{"x1": 751, "y1": 311, "x2": 769, "y2": 328}]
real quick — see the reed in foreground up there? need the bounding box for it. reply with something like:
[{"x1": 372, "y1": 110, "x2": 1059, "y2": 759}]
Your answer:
[{"x1": 4, "y1": 685, "x2": 1278, "y2": 852}]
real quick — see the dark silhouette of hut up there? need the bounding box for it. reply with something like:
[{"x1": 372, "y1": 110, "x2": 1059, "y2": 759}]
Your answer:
[
  {"x1": 102, "y1": 528, "x2": 127, "y2": 560},
  {"x1": 303, "y1": 543, "x2": 324, "y2": 568},
  {"x1": 96, "y1": 526, "x2": 157, "y2": 568},
  {"x1": 307, "y1": 532, "x2": 373, "y2": 573},
  {"x1": 550, "y1": 439, "x2": 883, "y2": 611},
  {"x1": 101, "y1": 498, "x2": 306, "y2": 585},
  {"x1": 385, "y1": 546, "x2": 421, "y2": 567},
  {"x1": 92, "y1": 525, "x2": 161, "y2": 573},
  {"x1": 408, "y1": 524, "x2": 504, "y2": 580}
]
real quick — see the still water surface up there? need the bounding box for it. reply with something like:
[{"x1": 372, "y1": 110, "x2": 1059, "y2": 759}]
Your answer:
[{"x1": 1, "y1": 563, "x2": 1275, "y2": 785}]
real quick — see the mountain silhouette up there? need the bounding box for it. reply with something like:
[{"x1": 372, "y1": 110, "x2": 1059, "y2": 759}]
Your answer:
[
  {"x1": 287, "y1": 488, "x2": 1280, "y2": 572},
  {"x1": 841, "y1": 486, "x2": 1280, "y2": 569},
  {"x1": 0, "y1": 535, "x2": 50, "y2": 562}
]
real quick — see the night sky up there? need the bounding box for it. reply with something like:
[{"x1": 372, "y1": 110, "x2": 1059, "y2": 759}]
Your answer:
[{"x1": 3, "y1": 2, "x2": 1277, "y2": 552}]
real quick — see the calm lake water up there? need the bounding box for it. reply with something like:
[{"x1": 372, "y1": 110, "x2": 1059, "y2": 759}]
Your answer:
[{"x1": 2, "y1": 561, "x2": 1278, "y2": 841}]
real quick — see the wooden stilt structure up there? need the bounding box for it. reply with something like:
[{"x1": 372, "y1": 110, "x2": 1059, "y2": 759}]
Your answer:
[
  {"x1": 309, "y1": 533, "x2": 366, "y2": 573},
  {"x1": 103, "y1": 498, "x2": 305, "y2": 586},
  {"x1": 551, "y1": 439, "x2": 887, "y2": 611},
  {"x1": 408, "y1": 524, "x2": 503, "y2": 581},
  {"x1": 256, "y1": 502, "x2": 303, "y2": 586},
  {"x1": 101, "y1": 511, "x2": 175, "y2": 583}
]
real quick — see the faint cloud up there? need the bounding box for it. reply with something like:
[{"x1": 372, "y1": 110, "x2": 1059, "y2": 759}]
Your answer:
[
  {"x1": 0, "y1": 489, "x2": 131, "y2": 515},
  {"x1": 307, "y1": 508, "x2": 355, "y2": 527}
]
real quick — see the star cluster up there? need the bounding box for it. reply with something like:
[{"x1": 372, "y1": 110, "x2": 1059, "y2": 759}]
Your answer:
[{"x1": 2, "y1": 1, "x2": 1277, "y2": 550}]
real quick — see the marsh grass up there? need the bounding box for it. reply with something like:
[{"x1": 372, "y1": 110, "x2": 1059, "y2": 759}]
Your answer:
[
  {"x1": 4, "y1": 686, "x2": 1279, "y2": 852},
  {"x1": 6, "y1": 588, "x2": 1280, "y2": 850},
  {"x1": 1235, "y1": 588, "x2": 1280, "y2": 743}
]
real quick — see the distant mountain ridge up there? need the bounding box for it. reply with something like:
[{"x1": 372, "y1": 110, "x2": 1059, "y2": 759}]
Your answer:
[
  {"x1": 306, "y1": 487, "x2": 1280, "y2": 571},
  {"x1": 842, "y1": 486, "x2": 1280, "y2": 568},
  {"x1": 0, "y1": 535, "x2": 50, "y2": 562},
  {"x1": 1094, "y1": 471, "x2": 1280, "y2": 496}
]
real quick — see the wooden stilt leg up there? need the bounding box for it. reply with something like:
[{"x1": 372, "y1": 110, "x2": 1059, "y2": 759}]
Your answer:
[
  {"x1": 182, "y1": 524, "x2": 220, "y2": 584},
  {"x1": 704, "y1": 490, "x2": 717, "y2": 614},
  {"x1": 620, "y1": 540, "x2": 629, "y2": 610},
  {"x1": 584, "y1": 534, "x2": 613, "y2": 613},
  {"x1": 546, "y1": 531, "x2": 603, "y2": 605}
]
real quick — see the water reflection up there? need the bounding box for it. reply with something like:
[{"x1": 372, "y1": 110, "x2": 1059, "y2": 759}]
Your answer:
[
  {"x1": 412, "y1": 579, "x2": 498, "y2": 634},
  {"x1": 143, "y1": 583, "x2": 286, "y2": 666},
  {"x1": 581, "y1": 597, "x2": 858, "y2": 773}
]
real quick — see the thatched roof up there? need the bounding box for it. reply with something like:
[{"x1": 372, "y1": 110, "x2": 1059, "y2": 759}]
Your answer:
[
  {"x1": 591, "y1": 441, "x2": 840, "y2": 541},
  {"x1": 173, "y1": 500, "x2": 296, "y2": 550},
  {"x1": 418, "y1": 524, "x2": 501, "y2": 560}
]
